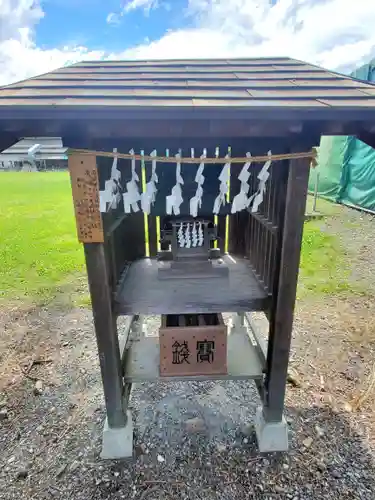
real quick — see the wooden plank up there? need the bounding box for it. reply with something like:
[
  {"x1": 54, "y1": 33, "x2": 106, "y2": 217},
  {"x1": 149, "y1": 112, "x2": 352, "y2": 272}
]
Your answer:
[
  {"x1": 5, "y1": 79, "x2": 305, "y2": 89},
  {"x1": 188, "y1": 80, "x2": 299, "y2": 88},
  {"x1": 271, "y1": 64, "x2": 323, "y2": 71},
  {"x1": 0, "y1": 97, "x2": 333, "y2": 107},
  {"x1": 234, "y1": 71, "x2": 337, "y2": 80},
  {"x1": 71, "y1": 58, "x2": 296, "y2": 67},
  {"x1": 318, "y1": 98, "x2": 375, "y2": 107},
  {"x1": 291, "y1": 78, "x2": 372, "y2": 88},
  {"x1": 8, "y1": 79, "x2": 190, "y2": 88},
  {"x1": 0, "y1": 97, "x2": 195, "y2": 106},
  {"x1": 68, "y1": 153, "x2": 104, "y2": 243},
  {"x1": 0, "y1": 87, "x2": 250, "y2": 98},
  {"x1": 360, "y1": 88, "x2": 375, "y2": 96},
  {"x1": 247, "y1": 89, "x2": 367, "y2": 98},
  {"x1": 192, "y1": 98, "x2": 328, "y2": 107},
  {"x1": 31, "y1": 71, "x2": 337, "y2": 81},
  {"x1": 52, "y1": 64, "x2": 320, "y2": 74}
]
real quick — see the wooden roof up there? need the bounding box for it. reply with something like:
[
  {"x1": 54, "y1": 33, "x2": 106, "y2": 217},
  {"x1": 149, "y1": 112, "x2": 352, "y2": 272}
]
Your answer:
[
  {"x1": 1, "y1": 58, "x2": 375, "y2": 145},
  {"x1": 1, "y1": 57, "x2": 375, "y2": 110}
]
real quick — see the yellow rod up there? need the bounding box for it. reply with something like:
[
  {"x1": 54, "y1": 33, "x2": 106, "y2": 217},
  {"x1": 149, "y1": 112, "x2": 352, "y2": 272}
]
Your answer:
[
  {"x1": 214, "y1": 146, "x2": 219, "y2": 249},
  {"x1": 156, "y1": 147, "x2": 165, "y2": 253},
  {"x1": 224, "y1": 146, "x2": 231, "y2": 254},
  {"x1": 214, "y1": 215, "x2": 218, "y2": 249},
  {"x1": 141, "y1": 150, "x2": 150, "y2": 258}
]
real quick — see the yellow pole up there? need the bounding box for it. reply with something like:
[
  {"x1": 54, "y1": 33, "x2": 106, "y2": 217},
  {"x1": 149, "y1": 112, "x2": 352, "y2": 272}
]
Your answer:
[
  {"x1": 155, "y1": 148, "x2": 161, "y2": 252},
  {"x1": 224, "y1": 146, "x2": 231, "y2": 254},
  {"x1": 214, "y1": 146, "x2": 219, "y2": 249},
  {"x1": 141, "y1": 150, "x2": 150, "y2": 257}
]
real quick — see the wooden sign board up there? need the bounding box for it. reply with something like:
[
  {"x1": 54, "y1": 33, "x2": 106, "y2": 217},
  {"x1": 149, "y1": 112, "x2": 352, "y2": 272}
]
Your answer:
[
  {"x1": 159, "y1": 314, "x2": 227, "y2": 377},
  {"x1": 68, "y1": 154, "x2": 104, "y2": 243}
]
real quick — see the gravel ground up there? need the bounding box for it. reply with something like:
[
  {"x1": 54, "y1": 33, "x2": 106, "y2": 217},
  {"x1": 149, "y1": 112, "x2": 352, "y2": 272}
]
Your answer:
[{"x1": 0, "y1": 206, "x2": 374, "y2": 500}]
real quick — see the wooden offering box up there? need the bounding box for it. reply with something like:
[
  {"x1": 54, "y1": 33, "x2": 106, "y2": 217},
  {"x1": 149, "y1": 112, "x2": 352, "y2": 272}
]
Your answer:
[{"x1": 159, "y1": 313, "x2": 227, "y2": 377}]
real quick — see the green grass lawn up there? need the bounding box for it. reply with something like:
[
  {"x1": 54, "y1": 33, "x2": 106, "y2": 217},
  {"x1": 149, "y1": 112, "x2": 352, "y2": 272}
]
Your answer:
[
  {"x1": 0, "y1": 172, "x2": 85, "y2": 305},
  {"x1": 299, "y1": 196, "x2": 365, "y2": 298},
  {"x1": 298, "y1": 218, "x2": 351, "y2": 297},
  {"x1": 0, "y1": 173, "x2": 358, "y2": 307}
]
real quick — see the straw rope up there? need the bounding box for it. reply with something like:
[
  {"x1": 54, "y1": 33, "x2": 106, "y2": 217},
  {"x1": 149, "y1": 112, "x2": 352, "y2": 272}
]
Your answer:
[{"x1": 68, "y1": 148, "x2": 317, "y2": 165}]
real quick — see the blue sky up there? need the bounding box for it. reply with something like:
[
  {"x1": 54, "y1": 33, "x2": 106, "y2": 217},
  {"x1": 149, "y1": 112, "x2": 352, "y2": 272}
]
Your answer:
[
  {"x1": 0, "y1": 0, "x2": 374, "y2": 85},
  {"x1": 35, "y1": 0, "x2": 187, "y2": 52}
]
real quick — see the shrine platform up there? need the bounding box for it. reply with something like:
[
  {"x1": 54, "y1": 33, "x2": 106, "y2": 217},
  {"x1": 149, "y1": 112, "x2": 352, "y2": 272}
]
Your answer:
[{"x1": 114, "y1": 255, "x2": 269, "y2": 316}]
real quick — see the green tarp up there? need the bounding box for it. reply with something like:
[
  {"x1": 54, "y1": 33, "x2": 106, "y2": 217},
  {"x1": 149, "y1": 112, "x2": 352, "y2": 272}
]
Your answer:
[
  {"x1": 309, "y1": 136, "x2": 347, "y2": 202},
  {"x1": 309, "y1": 137, "x2": 375, "y2": 212},
  {"x1": 341, "y1": 137, "x2": 375, "y2": 210},
  {"x1": 308, "y1": 60, "x2": 375, "y2": 213}
]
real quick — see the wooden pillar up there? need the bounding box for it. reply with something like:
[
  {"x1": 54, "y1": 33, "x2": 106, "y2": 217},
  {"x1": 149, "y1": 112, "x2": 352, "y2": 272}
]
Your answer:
[
  {"x1": 84, "y1": 243, "x2": 126, "y2": 428},
  {"x1": 263, "y1": 153, "x2": 310, "y2": 422},
  {"x1": 68, "y1": 152, "x2": 126, "y2": 428}
]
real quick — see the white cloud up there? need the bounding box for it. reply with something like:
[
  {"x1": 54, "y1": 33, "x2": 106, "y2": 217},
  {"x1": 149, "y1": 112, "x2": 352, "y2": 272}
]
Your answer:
[
  {"x1": 1, "y1": 0, "x2": 375, "y2": 86},
  {"x1": 106, "y1": 12, "x2": 121, "y2": 25},
  {"x1": 123, "y1": 0, "x2": 159, "y2": 15},
  {"x1": 106, "y1": 0, "x2": 159, "y2": 23}
]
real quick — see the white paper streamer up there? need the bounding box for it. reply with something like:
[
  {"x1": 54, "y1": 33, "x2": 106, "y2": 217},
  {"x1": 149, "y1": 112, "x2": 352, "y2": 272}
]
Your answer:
[
  {"x1": 177, "y1": 223, "x2": 185, "y2": 247},
  {"x1": 141, "y1": 149, "x2": 158, "y2": 214},
  {"x1": 231, "y1": 152, "x2": 252, "y2": 214},
  {"x1": 198, "y1": 221, "x2": 204, "y2": 246},
  {"x1": 192, "y1": 221, "x2": 198, "y2": 247},
  {"x1": 166, "y1": 153, "x2": 184, "y2": 215},
  {"x1": 185, "y1": 223, "x2": 191, "y2": 248},
  {"x1": 190, "y1": 151, "x2": 206, "y2": 217},
  {"x1": 251, "y1": 150, "x2": 272, "y2": 213},
  {"x1": 213, "y1": 154, "x2": 231, "y2": 214},
  {"x1": 123, "y1": 149, "x2": 141, "y2": 213},
  {"x1": 99, "y1": 148, "x2": 122, "y2": 212}
]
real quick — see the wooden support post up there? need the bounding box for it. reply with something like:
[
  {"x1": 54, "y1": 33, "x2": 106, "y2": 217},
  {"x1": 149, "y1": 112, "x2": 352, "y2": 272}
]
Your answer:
[
  {"x1": 84, "y1": 243, "x2": 127, "y2": 428},
  {"x1": 68, "y1": 152, "x2": 126, "y2": 429},
  {"x1": 263, "y1": 154, "x2": 310, "y2": 422}
]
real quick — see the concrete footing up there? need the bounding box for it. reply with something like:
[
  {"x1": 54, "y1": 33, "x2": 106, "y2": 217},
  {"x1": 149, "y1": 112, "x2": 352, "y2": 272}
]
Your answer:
[
  {"x1": 254, "y1": 406, "x2": 288, "y2": 452},
  {"x1": 100, "y1": 411, "x2": 133, "y2": 459}
]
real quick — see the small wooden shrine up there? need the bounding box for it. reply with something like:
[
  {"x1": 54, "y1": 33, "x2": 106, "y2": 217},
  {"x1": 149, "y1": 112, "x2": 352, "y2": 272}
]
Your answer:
[{"x1": 1, "y1": 57, "x2": 375, "y2": 458}]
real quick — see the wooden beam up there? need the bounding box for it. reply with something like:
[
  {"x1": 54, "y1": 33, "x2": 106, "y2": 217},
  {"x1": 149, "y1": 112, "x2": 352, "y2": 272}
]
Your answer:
[
  {"x1": 84, "y1": 243, "x2": 126, "y2": 428},
  {"x1": 264, "y1": 146, "x2": 311, "y2": 422}
]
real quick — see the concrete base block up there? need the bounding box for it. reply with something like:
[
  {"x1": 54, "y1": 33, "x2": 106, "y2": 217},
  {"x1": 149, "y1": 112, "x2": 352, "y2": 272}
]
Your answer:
[
  {"x1": 254, "y1": 406, "x2": 288, "y2": 453},
  {"x1": 100, "y1": 411, "x2": 133, "y2": 459}
]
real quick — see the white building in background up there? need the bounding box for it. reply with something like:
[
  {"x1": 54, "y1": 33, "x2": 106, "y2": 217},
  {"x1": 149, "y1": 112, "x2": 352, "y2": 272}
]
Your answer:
[{"x1": 0, "y1": 137, "x2": 67, "y2": 171}]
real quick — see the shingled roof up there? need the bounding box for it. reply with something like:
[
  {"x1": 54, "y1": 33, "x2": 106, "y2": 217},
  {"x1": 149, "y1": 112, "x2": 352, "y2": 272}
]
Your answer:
[
  {"x1": 1, "y1": 57, "x2": 375, "y2": 110},
  {"x1": 1, "y1": 58, "x2": 375, "y2": 146}
]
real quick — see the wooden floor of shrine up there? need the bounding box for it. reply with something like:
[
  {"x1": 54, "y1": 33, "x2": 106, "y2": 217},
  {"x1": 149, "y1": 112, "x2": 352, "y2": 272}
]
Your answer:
[{"x1": 115, "y1": 255, "x2": 269, "y2": 315}]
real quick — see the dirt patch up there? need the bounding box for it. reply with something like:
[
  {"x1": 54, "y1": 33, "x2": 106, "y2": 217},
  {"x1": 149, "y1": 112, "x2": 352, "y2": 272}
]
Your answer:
[{"x1": 0, "y1": 304, "x2": 374, "y2": 500}]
